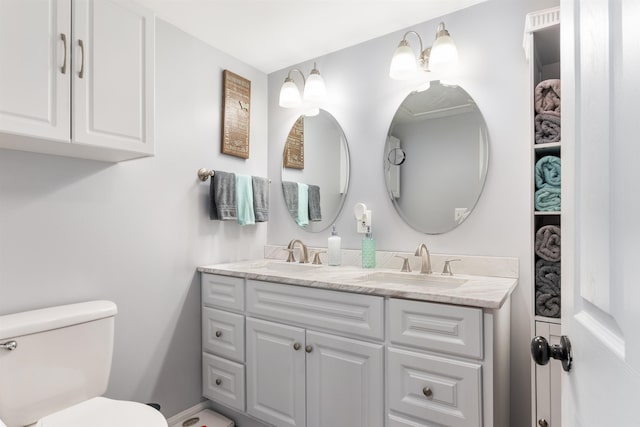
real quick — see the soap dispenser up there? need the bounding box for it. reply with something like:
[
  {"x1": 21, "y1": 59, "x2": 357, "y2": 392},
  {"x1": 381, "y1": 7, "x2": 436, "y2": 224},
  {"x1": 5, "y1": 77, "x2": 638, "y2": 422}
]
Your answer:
[
  {"x1": 361, "y1": 226, "x2": 376, "y2": 268},
  {"x1": 328, "y1": 224, "x2": 342, "y2": 266}
]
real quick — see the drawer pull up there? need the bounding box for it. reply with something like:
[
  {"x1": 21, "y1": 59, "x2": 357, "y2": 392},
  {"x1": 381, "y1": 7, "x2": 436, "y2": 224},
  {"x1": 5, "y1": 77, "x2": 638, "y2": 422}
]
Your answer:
[
  {"x1": 78, "y1": 39, "x2": 85, "y2": 78},
  {"x1": 293, "y1": 342, "x2": 301, "y2": 351},
  {"x1": 305, "y1": 345, "x2": 313, "y2": 353},
  {"x1": 60, "y1": 33, "x2": 67, "y2": 74},
  {"x1": 422, "y1": 386, "x2": 433, "y2": 398},
  {"x1": 215, "y1": 378, "x2": 222, "y2": 386},
  {"x1": 538, "y1": 419, "x2": 549, "y2": 427},
  {"x1": 215, "y1": 330, "x2": 222, "y2": 338}
]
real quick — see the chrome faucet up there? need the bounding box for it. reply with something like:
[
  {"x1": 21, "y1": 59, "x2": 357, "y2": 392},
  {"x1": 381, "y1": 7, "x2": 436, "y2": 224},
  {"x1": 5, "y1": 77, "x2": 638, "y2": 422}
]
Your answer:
[
  {"x1": 415, "y1": 243, "x2": 432, "y2": 274},
  {"x1": 287, "y1": 239, "x2": 309, "y2": 263}
]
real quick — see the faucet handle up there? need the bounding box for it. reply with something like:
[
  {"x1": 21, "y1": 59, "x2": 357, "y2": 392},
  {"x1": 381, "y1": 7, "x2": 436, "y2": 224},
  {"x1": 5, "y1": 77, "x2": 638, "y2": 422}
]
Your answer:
[
  {"x1": 311, "y1": 250, "x2": 326, "y2": 265},
  {"x1": 394, "y1": 256, "x2": 412, "y2": 272},
  {"x1": 442, "y1": 258, "x2": 462, "y2": 276},
  {"x1": 284, "y1": 248, "x2": 296, "y2": 263}
]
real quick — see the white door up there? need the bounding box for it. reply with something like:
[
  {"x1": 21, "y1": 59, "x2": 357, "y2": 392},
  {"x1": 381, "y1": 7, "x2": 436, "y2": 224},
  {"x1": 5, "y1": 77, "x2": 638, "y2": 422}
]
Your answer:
[
  {"x1": 0, "y1": 0, "x2": 70, "y2": 142},
  {"x1": 561, "y1": 0, "x2": 640, "y2": 425},
  {"x1": 305, "y1": 330, "x2": 384, "y2": 427},
  {"x1": 246, "y1": 317, "x2": 306, "y2": 427},
  {"x1": 72, "y1": 0, "x2": 154, "y2": 153}
]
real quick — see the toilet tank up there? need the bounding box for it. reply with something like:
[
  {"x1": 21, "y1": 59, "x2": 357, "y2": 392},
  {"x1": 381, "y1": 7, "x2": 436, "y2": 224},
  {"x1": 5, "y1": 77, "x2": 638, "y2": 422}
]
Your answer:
[{"x1": 0, "y1": 301, "x2": 118, "y2": 427}]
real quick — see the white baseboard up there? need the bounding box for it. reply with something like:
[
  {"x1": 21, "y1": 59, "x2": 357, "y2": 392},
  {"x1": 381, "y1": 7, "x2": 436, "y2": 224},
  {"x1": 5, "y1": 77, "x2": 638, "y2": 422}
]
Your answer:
[{"x1": 166, "y1": 401, "x2": 211, "y2": 426}]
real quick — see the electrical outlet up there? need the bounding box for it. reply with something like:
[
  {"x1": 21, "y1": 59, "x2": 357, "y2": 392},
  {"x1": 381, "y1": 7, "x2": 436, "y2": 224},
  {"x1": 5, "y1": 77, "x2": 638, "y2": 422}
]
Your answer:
[{"x1": 356, "y1": 210, "x2": 372, "y2": 233}]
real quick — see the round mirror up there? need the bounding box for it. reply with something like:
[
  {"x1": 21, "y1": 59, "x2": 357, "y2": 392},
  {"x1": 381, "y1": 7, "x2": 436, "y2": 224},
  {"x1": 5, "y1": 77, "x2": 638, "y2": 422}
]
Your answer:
[
  {"x1": 384, "y1": 81, "x2": 489, "y2": 234},
  {"x1": 282, "y1": 109, "x2": 350, "y2": 232}
]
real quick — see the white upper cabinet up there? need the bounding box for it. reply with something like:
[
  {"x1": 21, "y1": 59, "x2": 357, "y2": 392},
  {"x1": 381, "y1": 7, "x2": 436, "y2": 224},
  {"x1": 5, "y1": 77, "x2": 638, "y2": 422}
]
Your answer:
[
  {"x1": 0, "y1": 0, "x2": 71, "y2": 142},
  {"x1": 72, "y1": 0, "x2": 154, "y2": 153},
  {"x1": 0, "y1": 0, "x2": 155, "y2": 162}
]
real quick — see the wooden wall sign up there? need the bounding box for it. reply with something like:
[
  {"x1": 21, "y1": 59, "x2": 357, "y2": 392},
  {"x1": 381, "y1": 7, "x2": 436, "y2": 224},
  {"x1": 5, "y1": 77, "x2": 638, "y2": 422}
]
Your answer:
[
  {"x1": 284, "y1": 116, "x2": 304, "y2": 169},
  {"x1": 221, "y1": 70, "x2": 251, "y2": 158}
]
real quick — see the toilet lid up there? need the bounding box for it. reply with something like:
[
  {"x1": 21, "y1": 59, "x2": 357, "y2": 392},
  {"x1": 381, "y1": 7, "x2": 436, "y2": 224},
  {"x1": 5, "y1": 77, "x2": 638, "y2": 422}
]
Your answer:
[{"x1": 36, "y1": 397, "x2": 168, "y2": 427}]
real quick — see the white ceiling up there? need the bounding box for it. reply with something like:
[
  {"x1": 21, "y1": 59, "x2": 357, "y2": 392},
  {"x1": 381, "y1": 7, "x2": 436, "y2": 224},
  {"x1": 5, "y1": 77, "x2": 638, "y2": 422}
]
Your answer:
[{"x1": 133, "y1": 0, "x2": 487, "y2": 74}]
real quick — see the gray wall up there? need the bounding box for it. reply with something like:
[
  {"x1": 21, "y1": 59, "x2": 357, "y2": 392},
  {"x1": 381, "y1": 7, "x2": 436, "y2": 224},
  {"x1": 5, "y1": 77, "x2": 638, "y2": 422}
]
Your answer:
[
  {"x1": 267, "y1": 0, "x2": 558, "y2": 425},
  {"x1": 0, "y1": 20, "x2": 268, "y2": 418}
]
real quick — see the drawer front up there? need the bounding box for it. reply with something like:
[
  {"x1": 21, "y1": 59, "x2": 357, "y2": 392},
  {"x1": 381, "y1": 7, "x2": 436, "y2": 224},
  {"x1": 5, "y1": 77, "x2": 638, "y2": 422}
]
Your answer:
[
  {"x1": 202, "y1": 352, "x2": 245, "y2": 412},
  {"x1": 246, "y1": 280, "x2": 384, "y2": 340},
  {"x1": 387, "y1": 347, "x2": 482, "y2": 427},
  {"x1": 389, "y1": 298, "x2": 483, "y2": 359},
  {"x1": 202, "y1": 274, "x2": 244, "y2": 311},
  {"x1": 202, "y1": 307, "x2": 245, "y2": 362}
]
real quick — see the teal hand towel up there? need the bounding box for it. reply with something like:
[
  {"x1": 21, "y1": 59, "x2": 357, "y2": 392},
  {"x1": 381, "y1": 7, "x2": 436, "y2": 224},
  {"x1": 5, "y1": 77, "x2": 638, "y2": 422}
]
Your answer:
[
  {"x1": 236, "y1": 174, "x2": 255, "y2": 225},
  {"x1": 535, "y1": 155, "x2": 561, "y2": 188},
  {"x1": 535, "y1": 185, "x2": 561, "y2": 211},
  {"x1": 297, "y1": 183, "x2": 309, "y2": 226}
]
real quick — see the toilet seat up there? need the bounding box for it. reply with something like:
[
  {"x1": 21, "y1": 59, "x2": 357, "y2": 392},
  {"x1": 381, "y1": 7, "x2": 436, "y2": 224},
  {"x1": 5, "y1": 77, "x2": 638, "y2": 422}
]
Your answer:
[{"x1": 35, "y1": 397, "x2": 167, "y2": 427}]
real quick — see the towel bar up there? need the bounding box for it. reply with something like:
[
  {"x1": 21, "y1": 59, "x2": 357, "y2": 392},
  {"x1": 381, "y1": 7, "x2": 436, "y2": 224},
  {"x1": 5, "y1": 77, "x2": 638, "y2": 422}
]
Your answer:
[{"x1": 197, "y1": 168, "x2": 271, "y2": 183}]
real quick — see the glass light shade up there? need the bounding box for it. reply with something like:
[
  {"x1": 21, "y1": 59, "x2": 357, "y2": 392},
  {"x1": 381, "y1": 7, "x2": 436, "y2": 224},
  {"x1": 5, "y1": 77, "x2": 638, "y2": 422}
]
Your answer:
[
  {"x1": 389, "y1": 41, "x2": 417, "y2": 80},
  {"x1": 303, "y1": 71, "x2": 327, "y2": 103},
  {"x1": 429, "y1": 34, "x2": 458, "y2": 71},
  {"x1": 279, "y1": 78, "x2": 302, "y2": 108}
]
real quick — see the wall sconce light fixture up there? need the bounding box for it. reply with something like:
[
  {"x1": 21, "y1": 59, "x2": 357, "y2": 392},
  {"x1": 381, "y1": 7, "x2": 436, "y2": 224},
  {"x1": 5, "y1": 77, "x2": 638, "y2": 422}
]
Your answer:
[
  {"x1": 279, "y1": 62, "x2": 327, "y2": 115},
  {"x1": 389, "y1": 22, "x2": 458, "y2": 80}
]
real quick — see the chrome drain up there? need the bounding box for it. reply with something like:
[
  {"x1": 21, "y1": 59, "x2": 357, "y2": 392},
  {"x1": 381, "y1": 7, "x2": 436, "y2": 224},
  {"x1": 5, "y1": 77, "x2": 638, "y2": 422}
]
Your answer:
[{"x1": 182, "y1": 417, "x2": 200, "y2": 427}]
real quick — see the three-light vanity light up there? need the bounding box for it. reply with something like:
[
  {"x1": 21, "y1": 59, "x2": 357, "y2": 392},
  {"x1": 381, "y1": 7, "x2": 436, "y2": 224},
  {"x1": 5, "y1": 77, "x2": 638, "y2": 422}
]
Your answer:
[
  {"x1": 278, "y1": 62, "x2": 327, "y2": 116},
  {"x1": 389, "y1": 21, "x2": 458, "y2": 80}
]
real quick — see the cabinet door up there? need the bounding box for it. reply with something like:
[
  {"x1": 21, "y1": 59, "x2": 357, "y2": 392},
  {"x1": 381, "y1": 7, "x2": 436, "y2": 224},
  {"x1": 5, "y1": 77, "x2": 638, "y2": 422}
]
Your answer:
[
  {"x1": 0, "y1": 0, "x2": 71, "y2": 142},
  {"x1": 72, "y1": 0, "x2": 154, "y2": 154},
  {"x1": 246, "y1": 317, "x2": 306, "y2": 427},
  {"x1": 306, "y1": 330, "x2": 383, "y2": 427}
]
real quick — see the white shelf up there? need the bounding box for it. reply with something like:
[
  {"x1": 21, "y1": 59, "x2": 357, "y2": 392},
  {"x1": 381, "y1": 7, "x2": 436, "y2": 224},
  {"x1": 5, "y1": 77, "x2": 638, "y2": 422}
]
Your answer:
[
  {"x1": 535, "y1": 315, "x2": 562, "y2": 325},
  {"x1": 534, "y1": 211, "x2": 561, "y2": 216},
  {"x1": 534, "y1": 142, "x2": 561, "y2": 151}
]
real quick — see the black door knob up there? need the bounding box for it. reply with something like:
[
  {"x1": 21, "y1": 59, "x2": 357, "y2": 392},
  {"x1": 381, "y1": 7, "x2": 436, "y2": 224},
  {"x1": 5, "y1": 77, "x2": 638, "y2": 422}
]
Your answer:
[{"x1": 531, "y1": 335, "x2": 573, "y2": 372}]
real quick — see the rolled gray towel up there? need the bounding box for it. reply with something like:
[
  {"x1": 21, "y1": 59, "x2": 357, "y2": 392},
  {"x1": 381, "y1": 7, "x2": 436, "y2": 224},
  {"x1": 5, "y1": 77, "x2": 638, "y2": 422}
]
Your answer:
[
  {"x1": 535, "y1": 259, "x2": 560, "y2": 296},
  {"x1": 534, "y1": 79, "x2": 561, "y2": 117},
  {"x1": 536, "y1": 291, "x2": 561, "y2": 318},
  {"x1": 535, "y1": 225, "x2": 561, "y2": 262},
  {"x1": 535, "y1": 113, "x2": 561, "y2": 144}
]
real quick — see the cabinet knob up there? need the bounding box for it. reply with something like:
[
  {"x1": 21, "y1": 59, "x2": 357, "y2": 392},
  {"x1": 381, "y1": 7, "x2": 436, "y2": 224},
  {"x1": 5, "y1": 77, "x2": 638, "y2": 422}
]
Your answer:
[
  {"x1": 305, "y1": 345, "x2": 313, "y2": 353},
  {"x1": 538, "y1": 419, "x2": 549, "y2": 427},
  {"x1": 215, "y1": 330, "x2": 222, "y2": 338},
  {"x1": 422, "y1": 387, "x2": 433, "y2": 398},
  {"x1": 293, "y1": 342, "x2": 301, "y2": 351},
  {"x1": 215, "y1": 378, "x2": 222, "y2": 386}
]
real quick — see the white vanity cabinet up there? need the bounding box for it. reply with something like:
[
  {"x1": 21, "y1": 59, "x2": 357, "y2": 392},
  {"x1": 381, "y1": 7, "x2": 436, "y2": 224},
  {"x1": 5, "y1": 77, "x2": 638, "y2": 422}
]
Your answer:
[
  {"x1": 245, "y1": 280, "x2": 384, "y2": 427},
  {"x1": 0, "y1": 0, "x2": 154, "y2": 162},
  {"x1": 200, "y1": 272, "x2": 510, "y2": 427}
]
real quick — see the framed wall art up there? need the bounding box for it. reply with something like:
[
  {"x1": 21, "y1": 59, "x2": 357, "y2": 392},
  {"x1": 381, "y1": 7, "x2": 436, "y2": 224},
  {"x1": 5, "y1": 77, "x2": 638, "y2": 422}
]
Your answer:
[
  {"x1": 221, "y1": 70, "x2": 251, "y2": 159},
  {"x1": 284, "y1": 116, "x2": 304, "y2": 169}
]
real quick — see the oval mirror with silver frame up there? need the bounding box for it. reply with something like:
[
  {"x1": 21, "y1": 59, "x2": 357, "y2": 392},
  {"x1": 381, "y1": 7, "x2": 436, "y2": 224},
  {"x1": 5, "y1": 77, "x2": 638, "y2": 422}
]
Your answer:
[
  {"x1": 384, "y1": 81, "x2": 489, "y2": 234},
  {"x1": 282, "y1": 109, "x2": 350, "y2": 232}
]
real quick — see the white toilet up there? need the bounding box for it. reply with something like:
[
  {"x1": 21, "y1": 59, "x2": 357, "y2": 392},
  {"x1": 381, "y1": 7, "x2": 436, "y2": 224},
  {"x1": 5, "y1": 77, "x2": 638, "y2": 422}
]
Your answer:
[{"x1": 0, "y1": 301, "x2": 167, "y2": 427}]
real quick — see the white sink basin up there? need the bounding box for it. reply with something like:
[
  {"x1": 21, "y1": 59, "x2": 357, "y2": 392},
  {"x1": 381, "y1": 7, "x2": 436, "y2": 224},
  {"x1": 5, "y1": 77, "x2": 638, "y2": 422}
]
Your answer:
[
  {"x1": 258, "y1": 261, "x2": 323, "y2": 273},
  {"x1": 360, "y1": 272, "x2": 466, "y2": 289}
]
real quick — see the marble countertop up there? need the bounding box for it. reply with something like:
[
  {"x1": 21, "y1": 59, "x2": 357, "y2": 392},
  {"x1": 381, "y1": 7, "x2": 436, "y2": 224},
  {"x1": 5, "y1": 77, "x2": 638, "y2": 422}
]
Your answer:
[{"x1": 197, "y1": 258, "x2": 517, "y2": 309}]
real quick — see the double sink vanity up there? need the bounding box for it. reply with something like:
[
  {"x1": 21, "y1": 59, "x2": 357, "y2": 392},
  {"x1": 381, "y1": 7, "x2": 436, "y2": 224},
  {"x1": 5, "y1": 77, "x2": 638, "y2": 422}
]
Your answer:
[{"x1": 198, "y1": 245, "x2": 517, "y2": 427}]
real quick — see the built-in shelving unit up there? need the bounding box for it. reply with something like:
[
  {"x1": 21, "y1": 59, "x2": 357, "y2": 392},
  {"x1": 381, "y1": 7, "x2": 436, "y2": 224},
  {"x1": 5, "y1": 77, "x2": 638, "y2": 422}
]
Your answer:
[{"x1": 524, "y1": 6, "x2": 561, "y2": 427}]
